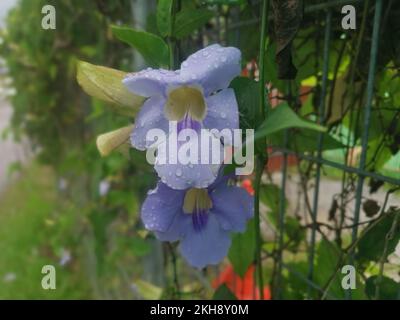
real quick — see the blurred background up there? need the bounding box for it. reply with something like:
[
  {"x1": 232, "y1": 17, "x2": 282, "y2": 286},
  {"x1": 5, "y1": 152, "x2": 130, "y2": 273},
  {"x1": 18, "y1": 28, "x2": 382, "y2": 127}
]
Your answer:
[{"x1": 0, "y1": 0, "x2": 399, "y2": 300}]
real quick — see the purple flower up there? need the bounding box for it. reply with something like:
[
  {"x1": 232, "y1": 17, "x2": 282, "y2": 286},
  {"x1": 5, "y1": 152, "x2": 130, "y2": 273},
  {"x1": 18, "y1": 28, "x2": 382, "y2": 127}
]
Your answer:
[
  {"x1": 141, "y1": 174, "x2": 253, "y2": 268},
  {"x1": 123, "y1": 44, "x2": 241, "y2": 190}
]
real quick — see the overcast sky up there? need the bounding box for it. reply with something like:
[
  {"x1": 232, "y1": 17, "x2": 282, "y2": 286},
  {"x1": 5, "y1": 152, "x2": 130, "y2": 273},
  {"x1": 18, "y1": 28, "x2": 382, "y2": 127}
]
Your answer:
[{"x1": 0, "y1": 0, "x2": 17, "y2": 27}]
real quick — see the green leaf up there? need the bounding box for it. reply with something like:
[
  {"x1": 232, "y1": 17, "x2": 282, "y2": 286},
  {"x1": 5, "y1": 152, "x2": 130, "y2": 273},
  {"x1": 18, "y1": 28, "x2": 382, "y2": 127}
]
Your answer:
[
  {"x1": 228, "y1": 218, "x2": 255, "y2": 277},
  {"x1": 230, "y1": 77, "x2": 259, "y2": 130},
  {"x1": 77, "y1": 61, "x2": 144, "y2": 117},
  {"x1": 213, "y1": 284, "x2": 237, "y2": 300},
  {"x1": 203, "y1": 0, "x2": 245, "y2": 5},
  {"x1": 365, "y1": 275, "x2": 399, "y2": 300},
  {"x1": 314, "y1": 240, "x2": 366, "y2": 299},
  {"x1": 285, "y1": 217, "x2": 306, "y2": 253},
  {"x1": 174, "y1": 8, "x2": 214, "y2": 39},
  {"x1": 357, "y1": 210, "x2": 400, "y2": 262},
  {"x1": 157, "y1": 0, "x2": 173, "y2": 37},
  {"x1": 111, "y1": 26, "x2": 169, "y2": 67},
  {"x1": 264, "y1": 41, "x2": 286, "y2": 92},
  {"x1": 260, "y1": 184, "x2": 282, "y2": 216},
  {"x1": 314, "y1": 240, "x2": 344, "y2": 299},
  {"x1": 254, "y1": 103, "x2": 326, "y2": 141},
  {"x1": 270, "y1": 128, "x2": 345, "y2": 152}
]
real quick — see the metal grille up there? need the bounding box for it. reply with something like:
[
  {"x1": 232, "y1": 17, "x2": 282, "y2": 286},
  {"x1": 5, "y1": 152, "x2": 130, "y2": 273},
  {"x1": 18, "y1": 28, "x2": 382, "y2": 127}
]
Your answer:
[{"x1": 271, "y1": 0, "x2": 399, "y2": 299}]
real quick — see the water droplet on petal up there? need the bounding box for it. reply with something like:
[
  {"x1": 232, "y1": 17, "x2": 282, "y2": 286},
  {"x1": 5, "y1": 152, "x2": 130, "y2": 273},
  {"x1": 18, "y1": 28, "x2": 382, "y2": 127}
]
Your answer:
[
  {"x1": 175, "y1": 169, "x2": 183, "y2": 177},
  {"x1": 221, "y1": 112, "x2": 226, "y2": 119}
]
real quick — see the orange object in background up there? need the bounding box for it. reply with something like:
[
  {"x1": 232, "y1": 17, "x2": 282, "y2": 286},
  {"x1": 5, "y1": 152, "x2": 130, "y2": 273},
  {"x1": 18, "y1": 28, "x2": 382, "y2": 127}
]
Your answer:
[
  {"x1": 213, "y1": 264, "x2": 271, "y2": 300},
  {"x1": 241, "y1": 179, "x2": 254, "y2": 195}
]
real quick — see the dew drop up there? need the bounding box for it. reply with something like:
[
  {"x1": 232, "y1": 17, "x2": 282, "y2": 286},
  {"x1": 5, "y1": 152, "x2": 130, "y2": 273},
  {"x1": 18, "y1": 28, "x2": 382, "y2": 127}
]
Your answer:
[{"x1": 175, "y1": 168, "x2": 183, "y2": 177}]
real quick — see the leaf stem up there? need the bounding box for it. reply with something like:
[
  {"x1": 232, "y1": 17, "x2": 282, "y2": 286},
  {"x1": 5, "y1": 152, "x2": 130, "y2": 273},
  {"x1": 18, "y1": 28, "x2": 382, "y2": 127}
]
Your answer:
[
  {"x1": 258, "y1": 0, "x2": 269, "y2": 121},
  {"x1": 168, "y1": 0, "x2": 177, "y2": 69},
  {"x1": 253, "y1": 0, "x2": 270, "y2": 300},
  {"x1": 254, "y1": 156, "x2": 265, "y2": 299}
]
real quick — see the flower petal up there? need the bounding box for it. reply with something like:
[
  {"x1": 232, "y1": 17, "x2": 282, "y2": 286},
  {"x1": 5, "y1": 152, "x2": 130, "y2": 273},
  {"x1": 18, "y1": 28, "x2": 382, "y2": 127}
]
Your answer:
[
  {"x1": 154, "y1": 130, "x2": 224, "y2": 190},
  {"x1": 130, "y1": 95, "x2": 169, "y2": 151},
  {"x1": 179, "y1": 214, "x2": 231, "y2": 268},
  {"x1": 180, "y1": 44, "x2": 241, "y2": 95},
  {"x1": 155, "y1": 213, "x2": 191, "y2": 242},
  {"x1": 203, "y1": 88, "x2": 239, "y2": 146},
  {"x1": 211, "y1": 185, "x2": 254, "y2": 232},
  {"x1": 123, "y1": 68, "x2": 181, "y2": 97},
  {"x1": 141, "y1": 182, "x2": 185, "y2": 233}
]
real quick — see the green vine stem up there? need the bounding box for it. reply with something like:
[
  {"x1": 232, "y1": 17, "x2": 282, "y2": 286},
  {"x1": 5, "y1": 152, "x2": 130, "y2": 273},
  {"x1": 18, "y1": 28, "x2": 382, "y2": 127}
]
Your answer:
[
  {"x1": 168, "y1": 0, "x2": 178, "y2": 69},
  {"x1": 254, "y1": 0, "x2": 270, "y2": 300}
]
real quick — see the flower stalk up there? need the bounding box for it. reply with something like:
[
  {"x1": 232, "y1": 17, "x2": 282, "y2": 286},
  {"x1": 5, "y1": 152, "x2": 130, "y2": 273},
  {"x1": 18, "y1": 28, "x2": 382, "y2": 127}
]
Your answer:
[{"x1": 254, "y1": 0, "x2": 270, "y2": 300}]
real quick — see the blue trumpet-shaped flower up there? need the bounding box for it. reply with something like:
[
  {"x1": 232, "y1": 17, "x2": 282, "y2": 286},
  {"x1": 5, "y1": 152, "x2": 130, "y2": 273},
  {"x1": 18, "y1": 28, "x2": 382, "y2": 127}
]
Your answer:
[
  {"x1": 123, "y1": 44, "x2": 241, "y2": 190},
  {"x1": 141, "y1": 174, "x2": 253, "y2": 268}
]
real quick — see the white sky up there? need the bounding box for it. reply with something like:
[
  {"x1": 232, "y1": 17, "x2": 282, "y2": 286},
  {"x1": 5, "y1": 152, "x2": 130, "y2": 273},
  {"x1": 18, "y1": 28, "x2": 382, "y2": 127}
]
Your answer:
[{"x1": 0, "y1": 0, "x2": 17, "y2": 27}]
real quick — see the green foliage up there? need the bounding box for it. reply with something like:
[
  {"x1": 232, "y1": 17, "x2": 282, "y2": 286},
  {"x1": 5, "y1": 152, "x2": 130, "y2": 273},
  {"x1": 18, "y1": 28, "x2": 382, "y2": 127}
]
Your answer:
[
  {"x1": 366, "y1": 276, "x2": 399, "y2": 300},
  {"x1": 213, "y1": 284, "x2": 237, "y2": 300},
  {"x1": 112, "y1": 26, "x2": 170, "y2": 68},
  {"x1": 157, "y1": 0, "x2": 174, "y2": 37},
  {"x1": 313, "y1": 240, "x2": 365, "y2": 299},
  {"x1": 0, "y1": 164, "x2": 90, "y2": 299},
  {"x1": 230, "y1": 77, "x2": 258, "y2": 130},
  {"x1": 357, "y1": 210, "x2": 400, "y2": 263},
  {"x1": 260, "y1": 184, "x2": 304, "y2": 253},
  {"x1": 255, "y1": 103, "x2": 326, "y2": 140},
  {"x1": 270, "y1": 128, "x2": 345, "y2": 152},
  {"x1": 203, "y1": 0, "x2": 245, "y2": 5},
  {"x1": 173, "y1": 8, "x2": 214, "y2": 39},
  {"x1": 228, "y1": 219, "x2": 255, "y2": 277}
]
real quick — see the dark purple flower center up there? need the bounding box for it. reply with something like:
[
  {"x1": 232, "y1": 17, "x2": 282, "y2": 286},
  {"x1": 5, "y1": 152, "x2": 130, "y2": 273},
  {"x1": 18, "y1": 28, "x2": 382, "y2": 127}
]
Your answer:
[
  {"x1": 183, "y1": 188, "x2": 213, "y2": 232},
  {"x1": 192, "y1": 210, "x2": 209, "y2": 232},
  {"x1": 177, "y1": 114, "x2": 202, "y2": 133}
]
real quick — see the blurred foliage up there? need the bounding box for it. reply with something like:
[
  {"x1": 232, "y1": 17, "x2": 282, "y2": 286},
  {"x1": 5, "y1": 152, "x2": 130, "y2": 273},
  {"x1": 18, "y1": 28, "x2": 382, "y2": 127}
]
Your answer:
[{"x1": 0, "y1": 0, "x2": 158, "y2": 299}]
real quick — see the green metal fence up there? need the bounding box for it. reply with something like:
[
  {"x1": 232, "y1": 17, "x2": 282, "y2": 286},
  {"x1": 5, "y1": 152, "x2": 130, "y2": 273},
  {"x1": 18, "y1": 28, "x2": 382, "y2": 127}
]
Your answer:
[
  {"x1": 215, "y1": 0, "x2": 399, "y2": 299},
  {"x1": 270, "y1": 0, "x2": 399, "y2": 299}
]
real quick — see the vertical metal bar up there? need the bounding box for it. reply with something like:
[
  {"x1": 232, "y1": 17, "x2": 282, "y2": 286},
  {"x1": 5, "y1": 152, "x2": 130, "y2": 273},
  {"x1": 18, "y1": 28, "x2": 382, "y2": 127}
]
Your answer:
[
  {"x1": 307, "y1": 9, "x2": 332, "y2": 296},
  {"x1": 349, "y1": 0, "x2": 383, "y2": 298}
]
